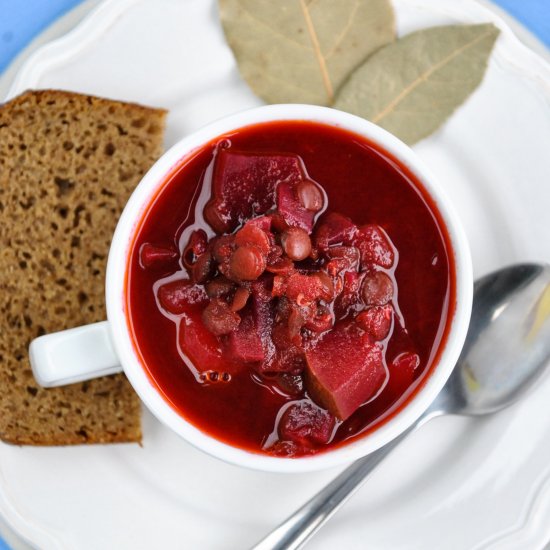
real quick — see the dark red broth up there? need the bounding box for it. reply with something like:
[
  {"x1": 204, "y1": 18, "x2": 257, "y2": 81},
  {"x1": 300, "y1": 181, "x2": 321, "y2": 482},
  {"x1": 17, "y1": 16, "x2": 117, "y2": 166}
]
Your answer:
[{"x1": 127, "y1": 120, "x2": 455, "y2": 457}]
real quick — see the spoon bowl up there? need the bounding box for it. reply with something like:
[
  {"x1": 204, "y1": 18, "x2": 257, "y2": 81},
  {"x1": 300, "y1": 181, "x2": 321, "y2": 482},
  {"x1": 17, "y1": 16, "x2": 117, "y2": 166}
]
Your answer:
[
  {"x1": 447, "y1": 263, "x2": 550, "y2": 416},
  {"x1": 252, "y1": 263, "x2": 550, "y2": 550}
]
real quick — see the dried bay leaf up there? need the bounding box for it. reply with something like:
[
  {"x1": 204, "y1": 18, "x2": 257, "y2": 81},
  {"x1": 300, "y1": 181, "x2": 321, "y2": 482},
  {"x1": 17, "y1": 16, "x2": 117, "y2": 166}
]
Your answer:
[
  {"x1": 219, "y1": 0, "x2": 395, "y2": 106},
  {"x1": 334, "y1": 24, "x2": 500, "y2": 144}
]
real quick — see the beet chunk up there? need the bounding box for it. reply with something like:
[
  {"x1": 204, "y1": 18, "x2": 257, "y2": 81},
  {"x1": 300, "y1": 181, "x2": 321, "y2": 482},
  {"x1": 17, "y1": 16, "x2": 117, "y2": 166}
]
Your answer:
[
  {"x1": 205, "y1": 150, "x2": 304, "y2": 233},
  {"x1": 227, "y1": 309, "x2": 265, "y2": 363},
  {"x1": 158, "y1": 279, "x2": 208, "y2": 315},
  {"x1": 250, "y1": 278, "x2": 276, "y2": 367},
  {"x1": 270, "y1": 322, "x2": 306, "y2": 373},
  {"x1": 284, "y1": 273, "x2": 329, "y2": 305},
  {"x1": 305, "y1": 322, "x2": 387, "y2": 420},
  {"x1": 255, "y1": 296, "x2": 306, "y2": 374},
  {"x1": 139, "y1": 243, "x2": 178, "y2": 269},
  {"x1": 315, "y1": 271, "x2": 335, "y2": 301},
  {"x1": 334, "y1": 271, "x2": 362, "y2": 318},
  {"x1": 355, "y1": 224, "x2": 395, "y2": 268},
  {"x1": 247, "y1": 215, "x2": 272, "y2": 233},
  {"x1": 179, "y1": 310, "x2": 236, "y2": 374},
  {"x1": 303, "y1": 304, "x2": 334, "y2": 333},
  {"x1": 278, "y1": 401, "x2": 335, "y2": 447},
  {"x1": 314, "y1": 213, "x2": 357, "y2": 251},
  {"x1": 277, "y1": 182, "x2": 316, "y2": 233}
]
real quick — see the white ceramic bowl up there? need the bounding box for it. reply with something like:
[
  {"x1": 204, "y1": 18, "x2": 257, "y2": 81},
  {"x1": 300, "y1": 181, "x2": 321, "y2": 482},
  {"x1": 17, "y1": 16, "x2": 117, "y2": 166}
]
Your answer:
[
  {"x1": 29, "y1": 104, "x2": 472, "y2": 472},
  {"x1": 106, "y1": 104, "x2": 473, "y2": 472}
]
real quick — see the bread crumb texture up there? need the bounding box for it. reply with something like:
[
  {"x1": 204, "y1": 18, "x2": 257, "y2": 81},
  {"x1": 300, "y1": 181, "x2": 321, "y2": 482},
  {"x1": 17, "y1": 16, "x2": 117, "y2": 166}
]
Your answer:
[{"x1": 0, "y1": 90, "x2": 167, "y2": 445}]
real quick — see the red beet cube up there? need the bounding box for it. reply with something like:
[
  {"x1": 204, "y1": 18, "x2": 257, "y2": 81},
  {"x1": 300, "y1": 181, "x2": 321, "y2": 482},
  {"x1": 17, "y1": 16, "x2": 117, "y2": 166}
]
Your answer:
[
  {"x1": 277, "y1": 182, "x2": 315, "y2": 233},
  {"x1": 247, "y1": 215, "x2": 272, "y2": 233},
  {"x1": 204, "y1": 151, "x2": 304, "y2": 233},
  {"x1": 271, "y1": 275, "x2": 287, "y2": 297},
  {"x1": 278, "y1": 401, "x2": 335, "y2": 447},
  {"x1": 157, "y1": 279, "x2": 208, "y2": 315},
  {"x1": 334, "y1": 271, "x2": 362, "y2": 318},
  {"x1": 257, "y1": 298, "x2": 306, "y2": 373},
  {"x1": 284, "y1": 273, "x2": 325, "y2": 305},
  {"x1": 227, "y1": 310, "x2": 265, "y2": 363},
  {"x1": 307, "y1": 311, "x2": 334, "y2": 335},
  {"x1": 314, "y1": 213, "x2": 357, "y2": 251},
  {"x1": 139, "y1": 243, "x2": 178, "y2": 269},
  {"x1": 251, "y1": 278, "x2": 276, "y2": 365},
  {"x1": 305, "y1": 322, "x2": 387, "y2": 420},
  {"x1": 178, "y1": 310, "x2": 231, "y2": 374},
  {"x1": 355, "y1": 224, "x2": 395, "y2": 268}
]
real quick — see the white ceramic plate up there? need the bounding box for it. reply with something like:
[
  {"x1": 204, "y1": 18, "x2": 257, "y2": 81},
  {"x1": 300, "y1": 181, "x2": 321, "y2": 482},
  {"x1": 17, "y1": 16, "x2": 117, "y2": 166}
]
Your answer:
[{"x1": 2, "y1": 0, "x2": 550, "y2": 548}]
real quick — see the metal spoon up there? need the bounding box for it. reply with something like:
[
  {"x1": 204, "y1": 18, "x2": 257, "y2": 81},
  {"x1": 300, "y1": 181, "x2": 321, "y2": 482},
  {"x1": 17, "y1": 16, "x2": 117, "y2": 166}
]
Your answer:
[{"x1": 252, "y1": 263, "x2": 550, "y2": 550}]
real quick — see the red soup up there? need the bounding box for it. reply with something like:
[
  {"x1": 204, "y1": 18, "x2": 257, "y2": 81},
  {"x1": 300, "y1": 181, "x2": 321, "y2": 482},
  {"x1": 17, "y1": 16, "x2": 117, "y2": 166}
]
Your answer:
[{"x1": 127, "y1": 120, "x2": 454, "y2": 457}]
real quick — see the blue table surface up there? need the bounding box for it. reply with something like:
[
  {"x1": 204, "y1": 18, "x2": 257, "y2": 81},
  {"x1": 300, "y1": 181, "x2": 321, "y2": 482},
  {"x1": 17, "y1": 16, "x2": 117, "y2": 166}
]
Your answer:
[{"x1": 0, "y1": 0, "x2": 548, "y2": 548}]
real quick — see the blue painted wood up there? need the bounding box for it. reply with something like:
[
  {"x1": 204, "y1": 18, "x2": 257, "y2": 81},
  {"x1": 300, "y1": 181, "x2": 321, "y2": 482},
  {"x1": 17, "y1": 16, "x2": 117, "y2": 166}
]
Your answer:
[
  {"x1": 0, "y1": 0, "x2": 549, "y2": 75},
  {"x1": 494, "y1": 0, "x2": 550, "y2": 47},
  {"x1": 0, "y1": 0, "x2": 86, "y2": 73}
]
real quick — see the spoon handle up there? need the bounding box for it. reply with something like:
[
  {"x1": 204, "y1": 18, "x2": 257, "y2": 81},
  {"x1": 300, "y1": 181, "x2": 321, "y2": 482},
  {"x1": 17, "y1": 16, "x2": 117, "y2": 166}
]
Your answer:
[{"x1": 250, "y1": 422, "x2": 418, "y2": 550}]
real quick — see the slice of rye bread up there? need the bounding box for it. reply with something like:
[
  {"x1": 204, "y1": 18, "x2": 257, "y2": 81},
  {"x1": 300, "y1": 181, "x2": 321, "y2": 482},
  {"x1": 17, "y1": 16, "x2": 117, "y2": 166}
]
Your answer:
[{"x1": 0, "y1": 89, "x2": 167, "y2": 445}]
